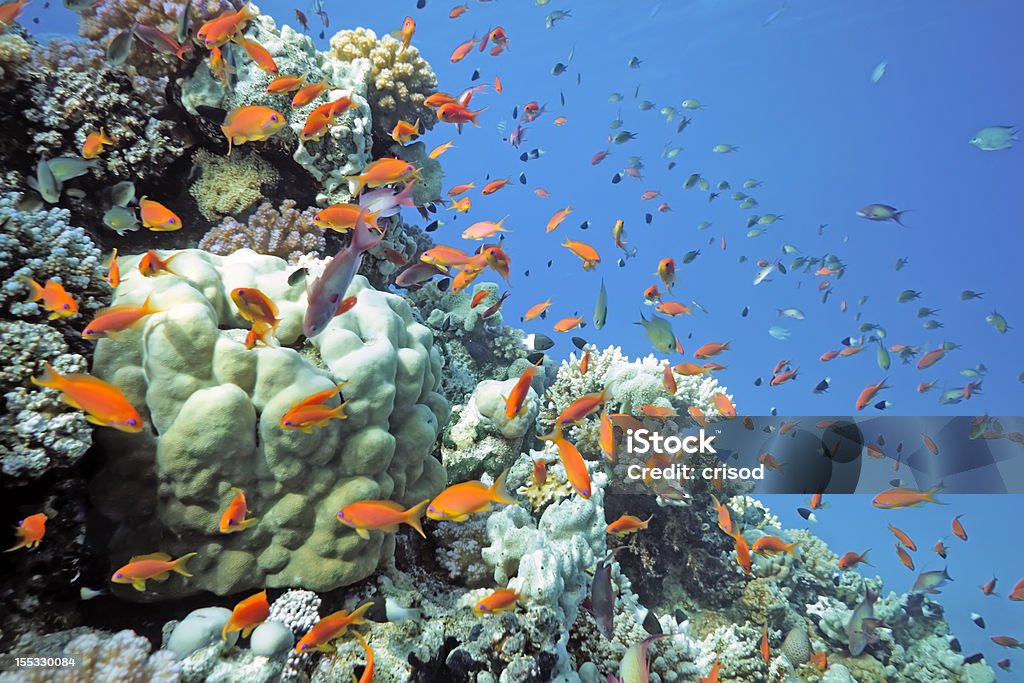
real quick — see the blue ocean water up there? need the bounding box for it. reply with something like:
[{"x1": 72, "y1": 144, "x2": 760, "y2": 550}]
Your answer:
[{"x1": 30, "y1": 0, "x2": 1024, "y2": 675}]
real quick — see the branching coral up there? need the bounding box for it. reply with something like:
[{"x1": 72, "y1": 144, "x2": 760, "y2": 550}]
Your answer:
[
  {"x1": 0, "y1": 32, "x2": 30, "y2": 81},
  {"x1": 188, "y1": 149, "x2": 278, "y2": 221},
  {"x1": 0, "y1": 192, "x2": 109, "y2": 318},
  {"x1": 23, "y1": 39, "x2": 189, "y2": 183},
  {"x1": 328, "y1": 28, "x2": 438, "y2": 139},
  {"x1": 197, "y1": 199, "x2": 325, "y2": 264}
]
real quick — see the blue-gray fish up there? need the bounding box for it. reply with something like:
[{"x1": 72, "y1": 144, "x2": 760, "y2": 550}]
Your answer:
[
  {"x1": 870, "y1": 60, "x2": 887, "y2": 83},
  {"x1": 768, "y1": 325, "x2": 790, "y2": 340},
  {"x1": 969, "y1": 126, "x2": 1018, "y2": 151},
  {"x1": 985, "y1": 310, "x2": 1009, "y2": 334},
  {"x1": 303, "y1": 212, "x2": 383, "y2": 337},
  {"x1": 593, "y1": 279, "x2": 607, "y2": 330},
  {"x1": 911, "y1": 567, "x2": 953, "y2": 594},
  {"x1": 48, "y1": 156, "x2": 99, "y2": 182},
  {"x1": 857, "y1": 203, "x2": 909, "y2": 226},
  {"x1": 107, "y1": 180, "x2": 136, "y2": 207},
  {"x1": 589, "y1": 553, "x2": 617, "y2": 639},
  {"x1": 846, "y1": 589, "x2": 878, "y2": 656},
  {"x1": 103, "y1": 206, "x2": 139, "y2": 235},
  {"x1": 106, "y1": 27, "x2": 134, "y2": 65},
  {"x1": 777, "y1": 307, "x2": 804, "y2": 320},
  {"x1": 33, "y1": 158, "x2": 61, "y2": 203},
  {"x1": 635, "y1": 310, "x2": 675, "y2": 354}
]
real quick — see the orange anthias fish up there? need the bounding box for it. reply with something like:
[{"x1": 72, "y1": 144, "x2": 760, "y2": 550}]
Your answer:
[
  {"x1": 291, "y1": 79, "x2": 328, "y2": 108},
  {"x1": 760, "y1": 626, "x2": 771, "y2": 663},
  {"x1": 426, "y1": 469, "x2": 516, "y2": 522},
  {"x1": 463, "y1": 216, "x2": 509, "y2": 240},
  {"x1": 0, "y1": 0, "x2": 30, "y2": 28},
  {"x1": 599, "y1": 406, "x2": 616, "y2": 462},
  {"x1": 448, "y1": 182, "x2": 475, "y2": 197},
  {"x1": 81, "y1": 128, "x2": 113, "y2": 159},
  {"x1": 111, "y1": 552, "x2": 197, "y2": 592},
  {"x1": 872, "y1": 484, "x2": 944, "y2": 509},
  {"x1": 895, "y1": 543, "x2": 915, "y2": 570},
  {"x1": 751, "y1": 536, "x2": 799, "y2": 558},
  {"x1": 4, "y1": 513, "x2": 47, "y2": 552},
  {"x1": 689, "y1": 406, "x2": 709, "y2": 428},
  {"x1": 448, "y1": 196, "x2": 471, "y2": 212},
  {"x1": 887, "y1": 523, "x2": 917, "y2": 551},
  {"x1": 105, "y1": 248, "x2": 120, "y2": 288},
  {"x1": 699, "y1": 658, "x2": 721, "y2": 683},
  {"x1": 580, "y1": 350, "x2": 591, "y2": 374},
  {"x1": 219, "y1": 487, "x2": 257, "y2": 533},
  {"x1": 674, "y1": 363, "x2": 711, "y2": 376},
  {"x1": 694, "y1": 341, "x2": 731, "y2": 359},
  {"x1": 554, "y1": 316, "x2": 584, "y2": 332},
  {"x1": 482, "y1": 178, "x2": 511, "y2": 195},
  {"x1": 523, "y1": 299, "x2": 552, "y2": 321},
  {"x1": 18, "y1": 277, "x2": 78, "y2": 319},
  {"x1": 655, "y1": 301, "x2": 692, "y2": 317},
  {"x1": 606, "y1": 514, "x2": 653, "y2": 537},
  {"x1": 266, "y1": 74, "x2": 306, "y2": 93},
  {"x1": 221, "y1": 105, "x2": 287, "y2": 155},
  {"x1": 562, "y1": 239, "x2": 600, "y2": 270},
  {"x1": 300, "y1": 97, "x2": 358, "y2": 141},
  {"x1": 733, "y1": 532, "x2": 752, "y2": 574},
  {"x1": 390, "y1": 118, "x2": 421, "y2": 144},
  {"x1": 196, "y1": 1, "x2": 258, "y2": 48},
  {"x1": 656, "y1": 258, "x2": 676, "y2": 290},
  {"x1": 531, "y1": 457, "x2": 548, "y2": 486},
  {"x1": 712, "y1": 393, "x2": 736, "y2": 418},
  {"x1": 546, "y1": 205, "x2": 573, "y2": 232},
  {"x1": 279, "y1": 385, "x2": 349, "y2": 433},
  {"x1": 429, "y1": 140, "x2": 454, "y2": 159},
  {"x1": 539, "y1": 423, "x2": 591, "y2": 498},
  {"x1": 295, "y1": 602, "x2": 374, "y2": 653},
  {"x1": 350, "y1": 631, "x2": 374, "y2": 683},
  {"x1": 505, "y1": 365, "x2": 537, "y2": 419},
  {"x1": 710, "y1": 494, "x2": 733, "y2": 535},
  {"x1": 1009, "y1": 578, "x2": 1024, "y2": 601},
  {"x1": 856, "y1": 378, "x2": 889, "y2": 410},
  {"x1": 347, "y1": 158, "x2": 418, "y2": 195},
  {"x1": 952, "y1": 514, "x2": 968, "y2": 541},
  {"x1": 32, "y1": 362, "x2": 142, "y2": 432},
  {"x1": 231, "y1": 287, "x2": 280, "y2": 330},
  {"x1": 473, "y1": 588, "x2": 520, "y2": 616},
  {"x1": 222, "y1": 590, "x2": 270, "y2": 639},
  {"x1": 336, "y1": 499, "x2": 428, "y2": 539},
  {"x1": 639, "y1": 404, "x2": 677, "y2": 419},
  {"x1": 139, "y1": 196, "x2": 182, "y2": 231},
  {"x1": 138, "y1": 249, "x2": 182, "y2": 277},
  {"x1": 313, "y1": 203, "x2": 380, "y2": 232},
  {"x1": 557, "y1": 386, "x2": 611, "y2": 424},
  {"x1": 233, "y1": 37, "x2": 278, "y2": 73},
  {"x1": 399, "y1": 16, "x2": 415, "y2": 48},
  {"x1": 437, "y1": 102, "x2": 486, "y2": 127},
  {"x1": 921, "y1": 432, "x2": 939, "y2": 455},
  {"x1": 838, "y1": 549, "x2": 872, "y2": 570},
  {"x1": 82, "y1": 295, "x2": 164, "y2": 340},
  {"x1": 450, "y1": 36, "x2": 476, "y2": 63}
]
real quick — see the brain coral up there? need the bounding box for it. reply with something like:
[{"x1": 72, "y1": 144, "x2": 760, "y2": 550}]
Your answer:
[
  {"x1": 328, "y1": 27, "x2": 438, "y2": 139},
  {"x1": 88, "y1": 248, "x2": 449, "y2": 599}
]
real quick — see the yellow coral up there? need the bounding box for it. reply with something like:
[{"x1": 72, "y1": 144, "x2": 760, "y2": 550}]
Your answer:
[
  {"x1": 0, "y1": 33, "x2": 30, "y2": 80},
  {"x1": 329, "y1": 27, "x2": 438, "y2": 137},
  {"x1": 189, "y1": 149, "x2": 278, "y2": 221}
]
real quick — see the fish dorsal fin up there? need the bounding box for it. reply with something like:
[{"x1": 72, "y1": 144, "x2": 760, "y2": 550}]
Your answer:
[{"x1": 129, "y1": 552, "x2": 171, "y2": 563}]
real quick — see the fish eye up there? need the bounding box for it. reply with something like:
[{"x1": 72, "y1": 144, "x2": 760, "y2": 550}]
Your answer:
[
  {"x1": 271, "y1": 114, "x2": 279, "y2": 121},
  {"x1": 337, "y1": 511, "x2": 345, "y2": 518},
  {"x1": 427, "y1": 506, "x2": 435, "y2": 513},
  {"x1": 299, "y1": 644, "x2": 309, "y2": 651},
  {"x1": 314, "y1": 215, "x2": 322, "y2": 222},
  {"x1": 114, "y1": 573, "x2": 122, "y2": 579},
  {"x1": 283, "y1": 420, "x2": 292, "y2": 426},
  {"x1": 127, "y1": 418, "x2": 138, "y2": 426},
  {"x1": 169, "y1": 218, "x2": 177, "y2": 224},
  {"x1": 229, "y1": 519, "x2": 237, "y2": 526}
]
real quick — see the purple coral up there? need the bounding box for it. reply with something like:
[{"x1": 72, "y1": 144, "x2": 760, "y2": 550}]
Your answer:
[{"x1": 198, "y1": 199, "x2": 327, "y2": 264}]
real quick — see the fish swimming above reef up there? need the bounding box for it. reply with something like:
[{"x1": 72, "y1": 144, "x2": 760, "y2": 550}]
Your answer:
[{"x1": 969, "y1": 125, "x2": 1017, "y2": 151}]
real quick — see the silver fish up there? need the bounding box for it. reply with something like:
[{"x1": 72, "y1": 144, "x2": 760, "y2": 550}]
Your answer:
[
  {"x1": 106, "y1": 27, "x2": 134, "y2": 65},
  {"x1": 34, "y1": 158, "x2": 61, "y2": 203},
  {"x1": 635, "y1": 310, "x2": 675, "y2": 354},
  {"x1": 593, "y1": 279, "x2": 607, "y2": 330}
]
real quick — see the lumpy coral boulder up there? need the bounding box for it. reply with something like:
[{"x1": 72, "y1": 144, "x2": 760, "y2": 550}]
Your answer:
[{"x1": 88, "y1": 249, "x2": 448, "y2": 600}]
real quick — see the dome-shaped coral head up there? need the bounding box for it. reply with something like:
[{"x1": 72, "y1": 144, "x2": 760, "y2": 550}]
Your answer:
[{"x1": 303, "y1": 212, "x2": 385, "y2": 338}]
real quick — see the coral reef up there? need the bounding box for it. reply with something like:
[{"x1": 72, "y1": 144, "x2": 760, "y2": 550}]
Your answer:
[
  {"x1": 197, "y1": 200, "x2": 325, "y2": 264},
  {"x1": 179, "y1": 12, "x2": 374, "y2": 206},
  {"x1": 87, "y1": 249, "x2": 448, "y2": 599},
  {"x1": 22, "y1": 39, "x2": 189, "y2": 183},
  {"x1": 0, "y1": 628, "x2": 181, "y2": 683},
  {"x1": 0, "y1": 322, "x2": 92, "y2": 480},
  {"x1": 0, "y1": 32, "x2": 31, "y2": 80},
  {"x1": 188, "y1": 149, "x2": 279, "y2": 221},
  {"x1": 0, "y1": 192, "x2": 109, "y2": 318},
  {"x1": 328, "y1": 28, "x2": 439, "y2": 139}
]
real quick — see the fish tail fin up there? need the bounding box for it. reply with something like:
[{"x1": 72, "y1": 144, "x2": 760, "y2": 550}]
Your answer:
[
  {"x1": 925, "y1": 482, "x2": 946, "y2": 504},
  {"x1": 490, "y1": 468, "x2": 517, "y2": 505},
  {"x1": 392, "y1": 179, "x2": 417, "y2": 208},
  {"x1": 470, "y1": 107, "x2": 488, "y2": 126},
  {"x1": 861, "y1": 549, "x2": 873, "y2": 566},
  {"x1": 893, "y1": 210, "x2": 910, "y2": 227},
  {"x1": 785, "y1": 542, "x2": 800, "y2": 558},
  {"x1": 352, "y1": 210, "x2": 385, "y2": 253},
  {"x1": 99, "y1": 127, "x2": 114, "y2": 144},
  {"x1": 537, "y1": 422, "x2": 563, "y2": 442},
  {"x1": 174, "y1": 41, "x2": 190, "y2": 61},
  {"x1": 330, "y1": 401, "x2": 349, "y2": 421},
  {"x1": 403, "y1": 499, "x2": 429, "y2": 538},
  {"x1": 3, "y1": 537, "x2": 27, "y2": 552},
  {"x1": 221, "y1": 621, "x2": 236, "y2": 641},
  {"x1": 348, "y1": 601, "x2": 374, "y2": 626},
  {"x1": 172, "y1": 552, "x2": 198, "y2": 577},
  {"x1": 18, "y1": 276, "x2": 43, "y2": 302},
  {"x1": 347, "y1": 174, "x2": 368, "y2": 196},
  {"x1": 30, "y1": 361, "x2": 62, "y2": 390}
]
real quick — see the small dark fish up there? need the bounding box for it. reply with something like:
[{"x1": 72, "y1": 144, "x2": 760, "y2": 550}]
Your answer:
[
  {"x1": 416, "y1": 0, "x2": 426, "y2": 8},
  {"x1": 520, "y1": 152, "x2": 529, "y2": 162},
  {"x1": 547, "y1": 260, "x2": 553, "y2": 267},
  {"x1": 526, "y1": 352, "x2": 545, "y2": 365},
  {"x1": 813, "y1": 377, "x2": 831, "y2": 394},
  {"x1": 754, "y1": 377, "x2": 762, "y2": 386},
  {"x1": 551, "y1": 62, "x2": 567, "y2": 76},
  {"x1": 319, "y1": 30, "x2": 325, "y2": 39},
  {"x1": 642, "y1": 609, "x2": 662, "y2": 634},
  {"x1": 971, "y1": 612, "x2": 985, "y2": 629},
  {"x1": 874, "y1": 400, "x2": 891, "y2": 410},
  {"x1": 471, "y1": 69, "x2": 480, "y2": 81},
  {"x1": 617, "y1": 259, "x2": 624, "y2": 267},
  {"x1": 425, "y1": 220, "x2": 440, "y2": 232},
  {"x1": 644, "y1": 213, "x2": 652, "y2": 224},
  {"x1": 560, "y1": 91, "x2": 565, "y2": 106},
  {"x1": 611, "y1": 173, "x2": 622, "y2": 184},
  {"x1": 512, "y1": 105, "x2": 519, "y2": 120},
  {"x1": 571, "y1": 336, "x2": 588, "y2": 350},
  {"x1": 963, "y1": 654, "x2": 984, "y2": 665},
  {"x1": 437, "y1": 278, "x2": 451, "y2": 292},
  {"x1": 528, "y1": 333, "x2": 554, "y2": 351},
  {"x1": 797, "y1": 508, "x2": 816, "y2": 522},
  {"x1": 579, "y1": 220, "x2": 589, "y2": 230},
  {"x1": 287, "y1": 268, "x2": 308, "y2": 287},
  {"x1": 577, "y1": 72, "x2": 581, "y2": 85},
  {"x1": 519, "y1": 172, "x2": 527, "y2": 184},
  {"x1": 741, "y1": 306, "x2": 749, "y2": 317}
]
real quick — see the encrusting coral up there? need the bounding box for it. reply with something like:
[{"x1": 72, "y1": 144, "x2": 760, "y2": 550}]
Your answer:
[
  {"x1": 188, "y1": 149, "x2": 279, "y2": 221},
  {"x1": 197, "y1": 199, "x2": 326, "y2": 264},
  {"x1": 88, "y1": 248, "x2": 448, "y2": 599},
  {"x1": 328, "y1": 27, "x2": 439, "y2": 139}
]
